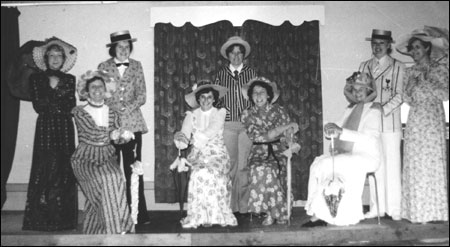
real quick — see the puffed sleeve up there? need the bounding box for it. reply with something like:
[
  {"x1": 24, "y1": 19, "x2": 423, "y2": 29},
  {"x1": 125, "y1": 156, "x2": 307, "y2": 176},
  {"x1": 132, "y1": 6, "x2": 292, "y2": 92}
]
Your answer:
[
  {"x1": 241, "y1": 108, "x2": 260, "y2": 142},
  {"x1": 402, "y1": 67, "x2": 414, "y2": 104},
  {"x1": 428, "y1": 64, "x2": 449, "y2": 101},
  {"x1": 180, "y1": 111, "x2": 194, "y2": 141},
  {"x1": 59, "y1": 74, "x2": 76, "y2": 114}
]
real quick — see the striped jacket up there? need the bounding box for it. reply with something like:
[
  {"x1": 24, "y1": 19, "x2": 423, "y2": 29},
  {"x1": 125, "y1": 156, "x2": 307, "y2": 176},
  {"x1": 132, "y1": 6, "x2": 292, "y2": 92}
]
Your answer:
[
  {"x1": 214, "y1": 64, "x2": 257, "y2": 122},
  {"x1": 359, "y1": 56, "x2": 405, "y2": 132}
]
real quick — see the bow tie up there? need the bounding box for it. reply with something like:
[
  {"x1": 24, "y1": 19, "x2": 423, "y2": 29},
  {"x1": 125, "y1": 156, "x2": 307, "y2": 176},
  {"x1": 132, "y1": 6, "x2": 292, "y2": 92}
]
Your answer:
[{"x1": 116, "y1": 62, "x2": 129, "y2": 67}]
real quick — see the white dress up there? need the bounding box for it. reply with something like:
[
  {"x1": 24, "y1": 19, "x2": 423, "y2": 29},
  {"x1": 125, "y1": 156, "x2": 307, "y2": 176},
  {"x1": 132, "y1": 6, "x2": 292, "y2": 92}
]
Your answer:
[
  {"x1": 305, "y1": 103, "x2": 382, "y2": 226},
  {"x1": 177, "y1": 107, "x2": 237, "y2": 227}
]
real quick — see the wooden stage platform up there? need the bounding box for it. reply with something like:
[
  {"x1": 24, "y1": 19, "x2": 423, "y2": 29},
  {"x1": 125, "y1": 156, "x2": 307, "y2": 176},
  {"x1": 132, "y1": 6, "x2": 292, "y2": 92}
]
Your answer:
[{"x1": 2, "y1": 208, "x2": 448, "y2": 246}]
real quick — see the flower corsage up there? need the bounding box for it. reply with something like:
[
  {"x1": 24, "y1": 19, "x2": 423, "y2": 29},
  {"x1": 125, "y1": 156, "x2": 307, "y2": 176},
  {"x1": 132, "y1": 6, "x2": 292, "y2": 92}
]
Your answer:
[{"x1": 110, "y1": 128, "x2": 135, "y2": 144}]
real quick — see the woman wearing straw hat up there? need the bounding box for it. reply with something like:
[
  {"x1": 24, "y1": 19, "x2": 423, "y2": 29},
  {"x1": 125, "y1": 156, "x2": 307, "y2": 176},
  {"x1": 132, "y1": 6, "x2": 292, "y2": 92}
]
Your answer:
[
  {"x1": 241, "y1": 77, "x2": 300, "y2": 225},
  {"x1": 345, "y1": 29, "x2": 405, "y2": 221},
  {"x1": 98, "y1": 30, "x2": 150, "y2": 224},
  {"x1": 303, "y1": 72, "x2": 382, "y2": 227},
  {"x1": 396, "y1": 27, "x2": 449, "y2": 224},
  {"x1": 173, "y1": 81, "x2": 237, "y2": 229},
  {"x1": 22, "y1": 37, "x2": 78, "y2": 231},
  {"x1": 71, "y1": 70, "x2": 134, "y2": 234},
  {"x1": 214, "y1": 36, "x2": 257, "y2": 215}
]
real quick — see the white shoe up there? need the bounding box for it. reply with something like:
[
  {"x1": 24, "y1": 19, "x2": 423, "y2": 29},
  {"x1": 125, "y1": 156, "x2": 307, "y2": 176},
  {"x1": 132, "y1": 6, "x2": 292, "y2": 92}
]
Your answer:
[
  {"x1": 391, "y1": 215, "x2": 402, "y2": 221},
  {"x1": 364, "y1": 211, "x2": 385, "y2": 219},
  {"x1": 181, "y1": 221, "x2": 198, "y2": 229}
]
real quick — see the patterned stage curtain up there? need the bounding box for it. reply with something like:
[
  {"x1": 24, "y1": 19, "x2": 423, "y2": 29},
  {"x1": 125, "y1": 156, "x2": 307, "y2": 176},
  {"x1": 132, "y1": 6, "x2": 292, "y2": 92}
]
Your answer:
[
  {"x1": 242, "y1": 20, "x2": 322, "y2": 200},
  {"x1": 154, "y1": 20, "x2": 322, "y2": 203}
]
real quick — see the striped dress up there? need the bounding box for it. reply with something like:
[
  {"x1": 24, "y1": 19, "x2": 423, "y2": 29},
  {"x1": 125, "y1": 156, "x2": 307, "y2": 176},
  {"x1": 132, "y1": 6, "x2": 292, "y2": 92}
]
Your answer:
[{"x1": 71, "y1": 105, "x2": 134, "y2": 234}]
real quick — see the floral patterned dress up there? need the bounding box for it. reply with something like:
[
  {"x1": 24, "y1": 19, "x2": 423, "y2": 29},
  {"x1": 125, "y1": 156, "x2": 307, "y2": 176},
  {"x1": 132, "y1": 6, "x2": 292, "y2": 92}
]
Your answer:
[
  {"x1": 180, "y1": 107, "x2": 237, "y2": 227},
  {"x1": 241, "y1": 104, "x2": 293, "y2": 221},
  {"x1": 402, "y1": 62, "x2": 449, "y2": 223}
]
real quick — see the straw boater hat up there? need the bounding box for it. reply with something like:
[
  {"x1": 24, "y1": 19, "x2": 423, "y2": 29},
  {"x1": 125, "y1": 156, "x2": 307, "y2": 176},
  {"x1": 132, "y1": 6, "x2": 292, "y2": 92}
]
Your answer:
[
  {"x1": 396, "y1": 26, "x2": 449, "y2": 62},
  {"x1": 77, "y1": 70, "x2": 117, "y2": 101},
  {"x1": 106, "y1": 30, "x2": 137, "y2": 47},
  {"x1": 184, "y1": 80, "x2": 228, "y2": 108},
  {"x1": 365, "y1": 29, "x2": 395, "y2": 43},
  {"x1": 32, "y1": 37, "x2": 77, "y2": 73},
  {"x1": 220, "y1": 36, "x2": 251, "y2": 59},
  {"x1": 241, "y1": 77, "x2": 280, "y2": 104}
]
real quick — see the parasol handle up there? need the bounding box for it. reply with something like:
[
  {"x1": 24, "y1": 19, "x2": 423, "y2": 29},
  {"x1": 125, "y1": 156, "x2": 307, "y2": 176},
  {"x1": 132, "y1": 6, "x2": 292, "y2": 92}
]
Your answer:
[{"x1": 330, "y1": 135, "x2": 335, "y2": 181}]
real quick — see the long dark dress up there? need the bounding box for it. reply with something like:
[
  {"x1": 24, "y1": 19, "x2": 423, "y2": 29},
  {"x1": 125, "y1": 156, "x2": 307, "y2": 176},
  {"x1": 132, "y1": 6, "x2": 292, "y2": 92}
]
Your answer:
[
  {"x1": 71, "y1": 105, "x2": 134, "y2": 234},
  {"x1": 23, "y1": 69, "x2": 77, "y2": 231}
]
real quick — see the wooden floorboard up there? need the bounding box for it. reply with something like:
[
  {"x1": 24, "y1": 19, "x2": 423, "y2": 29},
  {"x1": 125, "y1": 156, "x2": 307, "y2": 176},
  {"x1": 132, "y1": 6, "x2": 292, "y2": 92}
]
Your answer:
[{"x1": 2, "y1": 208, "x2": 449, "y2": 246}]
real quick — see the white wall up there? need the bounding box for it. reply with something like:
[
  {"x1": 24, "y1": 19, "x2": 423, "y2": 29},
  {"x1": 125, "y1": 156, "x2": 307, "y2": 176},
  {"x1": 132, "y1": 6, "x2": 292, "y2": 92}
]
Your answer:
[{"x1": 6, "y1": 0, "x2": 449, "y2": 197}]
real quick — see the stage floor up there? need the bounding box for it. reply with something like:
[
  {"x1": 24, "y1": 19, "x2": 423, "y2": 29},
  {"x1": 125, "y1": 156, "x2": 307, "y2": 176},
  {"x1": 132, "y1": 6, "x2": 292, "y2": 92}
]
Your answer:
[{"x1": 2, "y1": 208, "x2": 449, "y2": 245}]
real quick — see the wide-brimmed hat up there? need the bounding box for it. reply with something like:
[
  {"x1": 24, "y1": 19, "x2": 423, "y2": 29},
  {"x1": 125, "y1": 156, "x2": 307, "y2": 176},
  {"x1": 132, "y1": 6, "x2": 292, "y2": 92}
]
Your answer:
[
  {"x1": 241, "y1": 77, "x2": 280, "y2": 104},
  {"x1": 77, "y1": 70, "x2": 117, "y2": 100},
  {"x1": 365, "y1": 29, "x2": 395, "y2": 43},
  {"x1": 396, "y1": 26, "x2": 449, "y2": 62},
  {"x1": 184, "y1": 80, "x2": 228, "y2": 108},
  {"x1": 220, "y1": 36, "x2": 251, "y2": 59},
  {"x1": 32, "y1": 37, "x2": 77, "y2": 73},
  {"x1": 106, "y1": 30, "x2": 137, "y2": 47},
  {"x1": 346, "y1": 72, "x2": 375, "y2": 92}
]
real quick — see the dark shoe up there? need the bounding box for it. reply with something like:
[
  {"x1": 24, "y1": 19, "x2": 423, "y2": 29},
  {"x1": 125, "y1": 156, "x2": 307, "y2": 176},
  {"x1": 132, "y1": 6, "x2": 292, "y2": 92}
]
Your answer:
[
  {"x1": 302, "y1": 219, "x2": 327, "y2": 227},
  {"x1": 137, "y1": 219, "x2": 151, "y2": 225}
]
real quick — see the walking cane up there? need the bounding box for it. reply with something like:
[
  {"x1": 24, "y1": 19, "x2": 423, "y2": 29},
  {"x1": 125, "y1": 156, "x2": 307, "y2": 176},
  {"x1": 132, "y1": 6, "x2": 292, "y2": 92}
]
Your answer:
[
  {"x1": 283, "y1": 131, "x2": 295, "y2": 226},
  {"x1": 287, "y1": 145, "x2": 292, "y2": 226}
]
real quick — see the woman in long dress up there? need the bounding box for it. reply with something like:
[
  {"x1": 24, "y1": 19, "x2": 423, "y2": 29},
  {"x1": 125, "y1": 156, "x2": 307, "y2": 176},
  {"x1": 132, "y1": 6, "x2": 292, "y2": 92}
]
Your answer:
[
  {"x1": 23, "y1": 38, "x2": 78, "y2": 231},
  {"x1": 71, "y1": 70, "x2": 134, "y2": 234},
  {"x1": 303, "y1": 72, "x2": 382, "y2": 227},
  {"x1": 173, "y1": 82, "x2": 237, "y2": 229},
  {"x1": 396, "y1": 28, "x2": 449, "y2": 223},
  {"x1": 241, "y1": 77, "x2": 300, "y2": 226}
]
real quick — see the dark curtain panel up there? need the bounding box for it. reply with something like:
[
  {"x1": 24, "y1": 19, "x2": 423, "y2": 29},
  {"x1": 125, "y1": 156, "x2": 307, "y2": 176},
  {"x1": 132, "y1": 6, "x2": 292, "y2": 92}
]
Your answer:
[
  {"x1": 1, "y1": 7, "x2": 21, "y2": 209},
  {"x1": 242, "y1": 20, "x2": 322, "y2": 200},
  {"x1": 154, "y1": 20, "x2": 322, "y2": 203}
]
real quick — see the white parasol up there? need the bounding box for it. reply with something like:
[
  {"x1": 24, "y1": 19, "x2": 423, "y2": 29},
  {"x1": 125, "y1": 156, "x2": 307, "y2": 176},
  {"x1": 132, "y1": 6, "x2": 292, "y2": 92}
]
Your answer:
[{"x1": 322, "y1": 133, "x2": 345, "y2": 218}]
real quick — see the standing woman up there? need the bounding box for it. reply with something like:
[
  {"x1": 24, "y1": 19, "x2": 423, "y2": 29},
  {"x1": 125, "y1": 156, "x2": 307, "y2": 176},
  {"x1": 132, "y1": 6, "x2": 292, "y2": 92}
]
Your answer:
[
  {"x1": 98, "y1": 30, "x2": 149, "y2": 224},
  {"x1": 214, "y1": 36, "x2": 257, "y2": 214},
  {"x1": 23, "y1": 37, "x2": 78, "y2": 231},
  {"x1": 396, "y1": 28, "x2": 449, "y2": 224}
]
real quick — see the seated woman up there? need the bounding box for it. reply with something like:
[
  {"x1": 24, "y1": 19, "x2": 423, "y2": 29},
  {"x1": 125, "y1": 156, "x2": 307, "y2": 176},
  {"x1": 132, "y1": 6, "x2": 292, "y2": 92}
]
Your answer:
[
  {"x1": 303, "y1": 72, "x2": 382, "y2": 227},
  {"x1": 71, "y1": 70, "x2": 134, "y2": 234},
  {"x1": 173, "y1": 81, "x2": 238, "y2": 229},
  {"x1": 241, "y1": 77, "x2": 300, "y2": 226}
]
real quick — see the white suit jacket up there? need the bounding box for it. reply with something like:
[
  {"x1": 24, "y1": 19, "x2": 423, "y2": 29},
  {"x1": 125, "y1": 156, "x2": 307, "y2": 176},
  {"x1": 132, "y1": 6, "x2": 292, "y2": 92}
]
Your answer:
[
  {"x1": 359, "y1": 56, "x2": 405, "y2": 132},
  {"x1": 334, "y1": 102, "x2": 383, "y2": 163}
]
